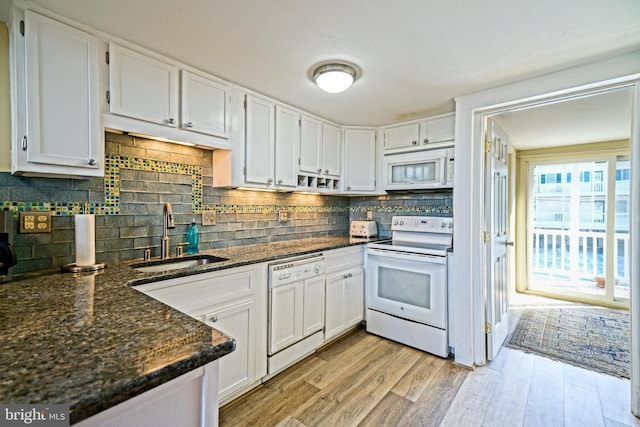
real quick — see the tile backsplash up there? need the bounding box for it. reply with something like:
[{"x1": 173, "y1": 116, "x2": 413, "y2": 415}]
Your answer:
[{"x1": 1, "y1": 132, "x2": 451, "y2": 274}]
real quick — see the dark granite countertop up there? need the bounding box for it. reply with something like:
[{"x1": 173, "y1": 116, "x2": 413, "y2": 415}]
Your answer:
[{"x1": 0, "y1": 236, "x2": 372, "y2": 424}]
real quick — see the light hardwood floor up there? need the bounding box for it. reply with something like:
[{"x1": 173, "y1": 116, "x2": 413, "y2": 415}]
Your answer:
[{"x1": 219, "y1": 327, "x2": 638, "y2": 427}]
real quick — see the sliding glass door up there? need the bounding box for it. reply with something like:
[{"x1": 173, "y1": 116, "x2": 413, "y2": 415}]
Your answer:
[{"x1": 526, "y1": 155, "x2": 630, "y2": 306}]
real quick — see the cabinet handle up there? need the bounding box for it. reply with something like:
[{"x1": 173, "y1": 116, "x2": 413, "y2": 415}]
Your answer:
[
  {"x1": 209, "y1": 315, "x2": 218, "y2": 323},
  {"x1": 88, "y1": 159, "x2": 96, "y2": 166},
  {"x1": 346, "y1": 186, "x2": 351, "y2": 190},
  {"x1": 168, "y1": 118, "x2": 176, "y2": 125},
  {"x1": 277, "y1": 179, "x2": 283, "y2": 184},
  {"x1": 267, "y1": 178, "x2": 273, "y2": 184},
  {"x1": 324, "y1": 169, "x2": 329, "y2": 174},
  {"x1": 343, "y1": 273, "x2": 349, "y2": 279},
  {"x1": 317, "y1": 168, "x2": 322, "y2": 173},
  {"x1": 185, "y1": 122, "x2": 194, "y2": 128},
  {"x1": 411, "y1": 140, "x2": 417, "y2": 145},
  {"x1": 423, "y1": 138, "x2": 429, "y2": 144},
  {"x1": 21, "y1": 136, "x2": 27, "y2": 151}
]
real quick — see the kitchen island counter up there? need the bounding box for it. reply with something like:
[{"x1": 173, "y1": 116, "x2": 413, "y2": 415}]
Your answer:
[{"x1": 0, "y1": 236, "x2": 373, "y2": 424}]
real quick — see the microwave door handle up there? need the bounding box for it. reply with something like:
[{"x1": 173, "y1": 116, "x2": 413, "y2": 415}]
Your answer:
[{"x1": 440, "y1": 156, "x2": 447, "y2": 185}]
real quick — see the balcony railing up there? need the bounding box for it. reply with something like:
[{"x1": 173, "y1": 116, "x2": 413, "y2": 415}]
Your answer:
[
  {"x1": 530, "y1": 229, "x2": 630, "y2": 290},
  {"x1": 532, "y1": 212, "x2": 629, "y2": 232},
  {"x1": 533, "y1": 180, "x2": 630, "y2": 195}
]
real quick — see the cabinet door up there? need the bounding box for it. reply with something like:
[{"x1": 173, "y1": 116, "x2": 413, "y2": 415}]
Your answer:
[
  {"x1": 108, "y1": 43, "x2": 178, "y2": 127},
  {"x1": 202, "y1": 300, "x2": 255, "y2": 401},
  {"x1": 344, "y1": 267, "x2": 364, "y2": 327},
  {"x1": 302, "y1": 276, "x2": 325, "y2": 337},
  {"x1": 321, "y1": 123, "x2": 341, "y2": 177},
  {"x1": 324, "y1": 272, "x2": 345, "y2": 341},
  {"x1": 422, "y1": 115, "x2": 455, "y2": 144},
  {"x1": 269, "y1": 282, "x2": 303, "y2": 354},
  {"x1": 181, "y1": 71, "x2": 230, "y2": 138},
  {"x1": 343, "y1": 128, "x2": 376, "y2": 192},
  {"x1": 274, "y1": 105, "x2": 300, "y2": 189},
  {"x1": 299, "y1": 115, "x2": 322, "y2": 174},
  {"x1": 245, "y1": 95, "x2": 275, "y2": 186},
  {"x1": 20, "y1": 11, "x2": 102, "y2": 174},
  {"x1": 384, "y1": 122, "x2": 420, "y2": 151}
]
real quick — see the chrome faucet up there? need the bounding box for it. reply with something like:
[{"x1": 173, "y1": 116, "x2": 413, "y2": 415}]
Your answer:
[{"x1": 161, "y1": 202, "x2": 176, "y2": 259}]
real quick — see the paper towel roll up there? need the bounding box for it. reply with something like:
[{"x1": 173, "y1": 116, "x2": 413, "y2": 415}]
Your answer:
[{"x1": 75, "y1": 214, "x2": 96, "y2": 266}]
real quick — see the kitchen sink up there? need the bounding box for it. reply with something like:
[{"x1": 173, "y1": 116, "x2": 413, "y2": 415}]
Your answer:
[{"x1": 132, "y1": 255, "x2": 229, "y2": 273}]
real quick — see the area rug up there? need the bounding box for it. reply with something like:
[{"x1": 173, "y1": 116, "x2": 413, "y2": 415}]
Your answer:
[{"x1": 506, "y1": 306, "x2": 630, "y2": 378}]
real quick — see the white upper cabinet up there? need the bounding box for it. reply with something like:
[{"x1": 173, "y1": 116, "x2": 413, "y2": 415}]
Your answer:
[
  {"x1": 297, "y1": 115, "x2": 342, "y2": 192},
  {"x1": 108, "y1": 43, "x2": 178, "y2": 127},
  {"x1": 181, "y1": 70, "x2": 231, "y2": 138},
  {"x1": 384, "y1": 122, "x2": 420, "y2": 151},
  {"x1": 11, "y1": 10, "x2": 103, "y2": 177},
  {"x1": 322, "y1": 123, "x2": 341, "y2": 177},
  {"x1": 245, "y1": 95, "x2": 275, "y2": 186},
  {"x1": 299, "y1": 117, "x2": 341, "y2": 177},
  {"x1": 105, "y1": 43, "x2": 232, "y2": 149},
  {"x1": 299, "y1": 115, "x2": 322, "y2": 175},
  {"x1": 274, "y1": 105, "x2": 300, "y2": 189},
  {"x1": 342, "y1": 127, "x2": 377, "y2": 193},
  {"x1": 382, "y1": 113, "x2": 455, "y2": 154},
  {"x1": 243, "y1": 95, "x2": 299, "y2": 190},
  {"x1": 422, "y1": 114, "x2": 455, "y2": 144}
]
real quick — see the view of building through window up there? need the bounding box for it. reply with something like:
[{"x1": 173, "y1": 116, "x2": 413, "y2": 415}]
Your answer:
[{"x1": 528, "y1": 157, "x2": 630, "y2": 303}]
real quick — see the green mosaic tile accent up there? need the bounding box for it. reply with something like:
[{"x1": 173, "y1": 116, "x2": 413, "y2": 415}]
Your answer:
[
  {"x1": 2, "y1": 155, "x2": 453, "y2": 215},
  {"x1": 104, "y1": 156, "x2": 203, "y2": 215}
]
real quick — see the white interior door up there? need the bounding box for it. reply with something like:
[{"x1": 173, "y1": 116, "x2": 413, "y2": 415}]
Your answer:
[{"x1": 485, "y1": 118, "x2": 511, "y2": 360}]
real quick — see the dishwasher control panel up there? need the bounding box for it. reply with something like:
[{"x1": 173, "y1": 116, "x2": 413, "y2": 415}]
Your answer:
[{"x1": 269, "y1": 255, "x2": 325, "y2": 287}]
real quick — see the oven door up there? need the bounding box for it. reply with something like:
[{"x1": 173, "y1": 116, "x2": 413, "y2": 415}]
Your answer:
[{"x1": 366, "y1": 248, "x2": 447, "y2": 329}]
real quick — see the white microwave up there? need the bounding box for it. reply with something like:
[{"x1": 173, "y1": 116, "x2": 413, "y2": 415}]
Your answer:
[{"x1": 383, "y1": 147, "x2": 454, "y2": 190}]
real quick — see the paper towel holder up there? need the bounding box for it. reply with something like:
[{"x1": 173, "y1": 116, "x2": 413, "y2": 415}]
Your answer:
[{"x1": 61, "y1": 261, "x2": 107, "y2": 273}]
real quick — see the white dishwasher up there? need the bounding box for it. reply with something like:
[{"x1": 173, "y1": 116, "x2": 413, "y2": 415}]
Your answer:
[{"x1": 267, "y1": 254, "x2": 325, "y2": 376}]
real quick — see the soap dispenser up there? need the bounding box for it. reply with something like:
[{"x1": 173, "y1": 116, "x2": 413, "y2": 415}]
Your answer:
[{"x1": 186, "y1": 219, "x2": 199, "y2": 254}]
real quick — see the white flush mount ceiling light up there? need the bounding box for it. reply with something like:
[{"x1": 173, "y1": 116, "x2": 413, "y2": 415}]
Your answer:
[{"x1": 313, "y1": 63, "x2": 357, "y2": 94}]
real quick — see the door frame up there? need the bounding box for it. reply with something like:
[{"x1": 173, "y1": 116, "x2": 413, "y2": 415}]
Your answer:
[{"x1": 452, "y1": 50, "x2": 640, "y2": 415}]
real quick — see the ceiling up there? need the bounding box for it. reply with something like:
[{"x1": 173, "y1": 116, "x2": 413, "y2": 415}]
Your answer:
[
  {"x1": 493, "y1": 87, "x2": 634, "y2": 150},
  {"x1": 4, "y1": 0, "x2": 640, "y2": 132}
]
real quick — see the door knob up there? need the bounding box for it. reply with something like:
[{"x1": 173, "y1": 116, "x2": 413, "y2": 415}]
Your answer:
[{"x1": 505, "y1": 241, "x2": 514, "y2": 246}]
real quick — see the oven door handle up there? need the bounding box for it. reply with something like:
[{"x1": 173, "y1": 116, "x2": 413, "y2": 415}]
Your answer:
[{"x1": 367, "y1": 248, "x2": 446, "y2": 264}]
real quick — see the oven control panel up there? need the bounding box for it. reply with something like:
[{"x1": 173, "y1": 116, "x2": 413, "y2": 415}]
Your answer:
[{"x1": 391, "y1": 216, "x2": 453, "y2": 233}]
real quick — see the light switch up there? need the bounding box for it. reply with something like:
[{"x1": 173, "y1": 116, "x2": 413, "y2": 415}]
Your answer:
[{"x1": 278, "y1": 210, "x2": 288, "y2": 222}]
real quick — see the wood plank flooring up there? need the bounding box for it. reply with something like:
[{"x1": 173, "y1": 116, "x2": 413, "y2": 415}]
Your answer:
[{"x1": 219, "y1": 328, "x2": 638, "y2": 427}]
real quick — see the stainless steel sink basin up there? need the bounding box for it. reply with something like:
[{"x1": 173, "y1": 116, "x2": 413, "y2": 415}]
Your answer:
[{"x1": 132, "y1": 255, "x2": 229, "y2": 273}]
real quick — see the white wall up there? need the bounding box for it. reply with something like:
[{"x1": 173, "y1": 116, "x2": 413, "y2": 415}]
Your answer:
[
  {"x1": 452, "y1": 49, "x2": 640, "y2": 414},
  {"x1": 452, "y1": 51, "x2": 640, "y2": 358}
]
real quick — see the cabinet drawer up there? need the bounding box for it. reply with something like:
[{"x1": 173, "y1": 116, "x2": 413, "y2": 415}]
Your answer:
[
  {"x1": 134, "y1": 266, "x2": 257, "y2": 314},
  {"x1": 324, "y1": 246, "x2": 363, "y2": 273}
]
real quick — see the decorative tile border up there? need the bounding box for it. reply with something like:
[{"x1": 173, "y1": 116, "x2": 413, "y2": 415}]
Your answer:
[
  {"x1": 104, "y1": 156, "x2": 203, "y2": 215},
  {"x1": 1, "y1": 156, "x2": 453, "y2": 215}
]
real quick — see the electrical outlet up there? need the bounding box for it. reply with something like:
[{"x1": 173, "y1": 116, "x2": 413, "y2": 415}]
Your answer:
[
  {"x1": 367, "y1": 211, "x2": 373, "y2": 221},
  {"x1": 278, "y1": 210, "x2": 288, "y2": 222},
  {"x1": 201, "y1": 210, "x2": 216, "y2": 226},
  {"x1": 19, "y1": 211, "x2": 52, "y2": 233}
]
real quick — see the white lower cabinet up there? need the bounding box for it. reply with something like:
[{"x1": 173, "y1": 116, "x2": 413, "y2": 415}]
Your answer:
[
  {"x1": 200, "y1": 299, "x2": 255, "y2": 400},
  {"x1": 76, "y1": 361, "x2": 219, "y2": 427},
  {"x1": 323, "y1": 246, "x2": 365, "y2": 342},
  {"x1": 133, "y1": 264, "x2": 267, "y2": 406}
]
